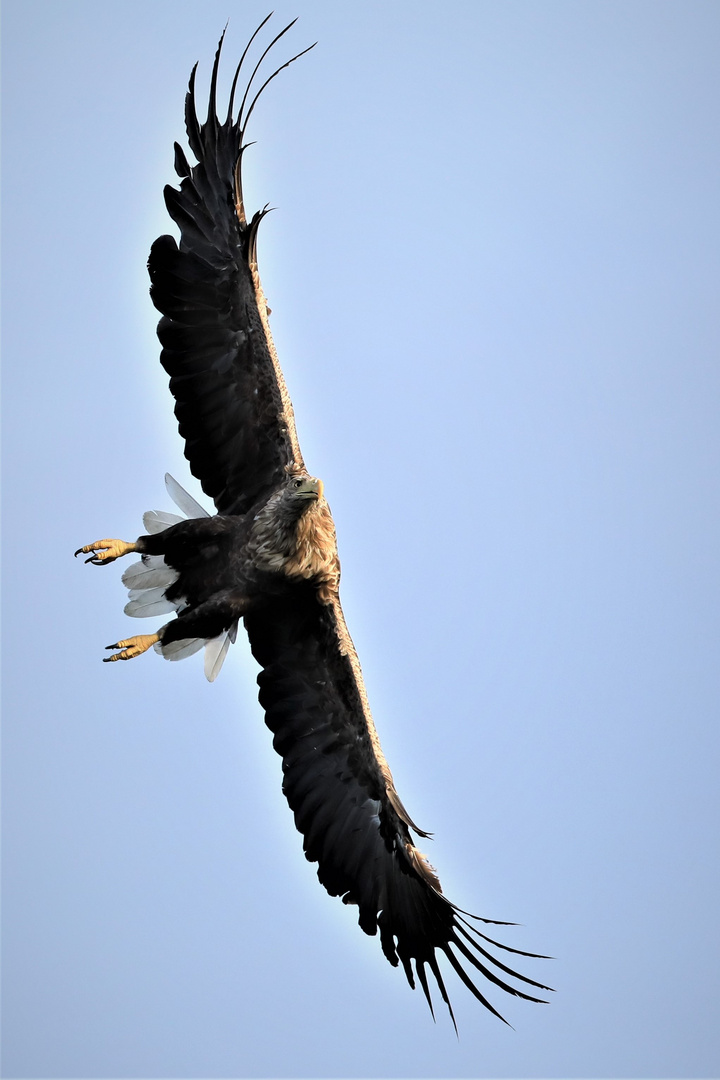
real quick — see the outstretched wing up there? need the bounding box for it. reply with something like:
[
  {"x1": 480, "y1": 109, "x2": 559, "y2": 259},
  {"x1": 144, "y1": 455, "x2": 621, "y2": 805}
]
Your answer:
[
  {"x1": 148, "y1": 19, "x2": 314, "y2": 515},
  {"x1": 244, "y1": 586, "x2": 552, "y2": 1027}
]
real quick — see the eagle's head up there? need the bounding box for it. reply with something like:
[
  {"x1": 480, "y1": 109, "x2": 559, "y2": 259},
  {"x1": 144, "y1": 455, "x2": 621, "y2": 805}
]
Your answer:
[
  {"x1": 286, "y1": 473, "x2": 324, "y2": 503},
  {"x1": 248, "y1": 471, "x2": 337, "y2": 595},
  {"x1": 249, "y1": 472, "x2": 330, "y2": 569}
]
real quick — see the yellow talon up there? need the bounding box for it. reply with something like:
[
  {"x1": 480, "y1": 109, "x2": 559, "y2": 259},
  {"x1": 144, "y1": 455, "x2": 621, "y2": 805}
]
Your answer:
[
  {"x1": 75, "y1": 539, "x2": 137, "y2": 565},
  {"x1": 103, "y1": 633, "x2": 160, "y2": 662}
]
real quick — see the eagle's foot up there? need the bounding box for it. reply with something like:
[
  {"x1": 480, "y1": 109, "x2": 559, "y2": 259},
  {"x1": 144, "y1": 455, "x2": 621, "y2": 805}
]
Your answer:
[
  {"x1": 75, "y1": 539, "x2": 137, "y2": 565},
  {"x1": 103, "y1": 634, "x2": 160, "y2": 662}
]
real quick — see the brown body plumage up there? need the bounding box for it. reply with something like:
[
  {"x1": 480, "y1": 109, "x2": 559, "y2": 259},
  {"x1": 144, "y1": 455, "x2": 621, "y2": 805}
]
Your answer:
[{"x1": 248, "y1": 474, "x2": 340, "y2": 601}]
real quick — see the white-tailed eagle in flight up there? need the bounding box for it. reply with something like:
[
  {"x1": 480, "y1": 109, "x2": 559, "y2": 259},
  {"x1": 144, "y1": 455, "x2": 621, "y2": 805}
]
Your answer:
[{"x1": 76, "y1": 15, "x2": 551, "y2": 1028}]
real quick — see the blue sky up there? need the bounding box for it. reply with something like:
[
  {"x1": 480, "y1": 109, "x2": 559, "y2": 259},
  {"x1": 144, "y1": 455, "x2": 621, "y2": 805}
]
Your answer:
[{"x1": 3, "y1": 1, "x2": 720, "y2": 1076}]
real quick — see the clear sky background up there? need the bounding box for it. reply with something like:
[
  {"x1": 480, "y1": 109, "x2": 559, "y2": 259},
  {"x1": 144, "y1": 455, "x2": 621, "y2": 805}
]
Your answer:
[{"x1": 3, "y1": 1, "x2": 720, "y2": 1077}]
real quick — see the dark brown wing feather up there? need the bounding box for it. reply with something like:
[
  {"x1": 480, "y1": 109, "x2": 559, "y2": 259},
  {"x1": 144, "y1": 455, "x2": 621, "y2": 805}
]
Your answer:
[
  {"x1": 244, "y1": 584, "x2": 553, "y2": 1027},
  {"x1": 148, "y1": 24, "x2": 308, "y2": 515}
]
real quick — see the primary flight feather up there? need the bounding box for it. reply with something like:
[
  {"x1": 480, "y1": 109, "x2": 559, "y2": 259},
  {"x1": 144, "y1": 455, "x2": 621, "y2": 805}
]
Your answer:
[{"x1": 76, "y1": 16, "x2": 551, "y2": 1028}]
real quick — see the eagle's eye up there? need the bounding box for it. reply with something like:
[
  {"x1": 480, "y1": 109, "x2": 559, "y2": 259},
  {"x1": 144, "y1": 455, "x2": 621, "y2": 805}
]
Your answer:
[{"x1": 293, "y1": 478, "x2": 303, "y2": 488}]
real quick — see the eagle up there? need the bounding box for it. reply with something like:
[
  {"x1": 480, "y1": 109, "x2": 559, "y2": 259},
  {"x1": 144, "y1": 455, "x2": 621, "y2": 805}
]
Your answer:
[{"x1": 75, "y1": 16, "x2": 551, "y2": 1028}]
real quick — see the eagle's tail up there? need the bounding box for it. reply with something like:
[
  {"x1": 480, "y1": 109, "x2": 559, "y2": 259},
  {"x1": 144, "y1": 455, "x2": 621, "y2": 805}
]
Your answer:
[{"x1": 121, "y1": 475, "x2": 236, "y2": 681}]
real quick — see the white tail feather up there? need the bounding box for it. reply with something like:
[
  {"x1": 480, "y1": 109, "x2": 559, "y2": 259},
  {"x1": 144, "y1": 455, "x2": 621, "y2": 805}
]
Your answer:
[
  {"x1": 155, "y1": 638, "x2": 204, "y2": 661},
  {"x1": 129, "y1": 478, "x2": 233, "y2": 678},
  {"x1": 143, "y1": 510, "x2": 184, "y2": 534},
  {"x1": 138, "y1": 554, "x2": 167, "y2": 569},
  {"x1": 125, "y1": 585, "x2": 182, "y2": 607},
  {"x1": 204, "y1": 628, "x2": 234, "y2": 682},
  {"x1": 122, "y1": 559, "x2": 178, "y2": 590},
  {"x1": 124, "y1": 590, "x2": 179, "y2": 618},
  {"x1": 165, "y1": 474, "x2": 210, "y2": 519}
]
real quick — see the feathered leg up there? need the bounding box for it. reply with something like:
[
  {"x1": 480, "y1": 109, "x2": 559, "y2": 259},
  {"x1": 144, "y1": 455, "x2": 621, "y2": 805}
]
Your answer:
[{"x1": 159, "y1": 590, "x2": 251, "y2": 647}]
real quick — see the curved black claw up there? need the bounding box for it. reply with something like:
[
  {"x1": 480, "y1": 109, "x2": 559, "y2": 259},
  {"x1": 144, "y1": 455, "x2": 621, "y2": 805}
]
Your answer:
[{"x1": 73, "y1": 547, "x2": 107, "y2": 564}]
